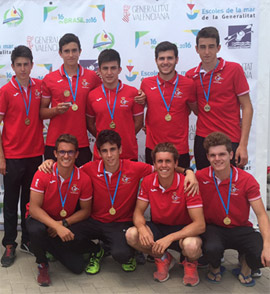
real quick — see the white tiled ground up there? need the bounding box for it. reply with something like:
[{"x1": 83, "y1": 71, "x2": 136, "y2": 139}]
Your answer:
[{"x1": 0, "y1": 231, "x2": 269, "y2": 294}]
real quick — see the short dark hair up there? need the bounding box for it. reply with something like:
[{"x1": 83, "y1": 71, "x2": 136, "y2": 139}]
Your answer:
[
  {"x1": 59, "y1": 33, "x2": 81, "y2": 52},
  {"x1": 11, "y1": 45, "x2": 33, "y2": 65},
  {"x1": 98, "y1": 49, "x2": 121, "y2": 67},
  {"x1": 152, "y1": 142, "x2": 178, "y2": 163},
  {"x1": 55, "y1": 134, "x2": 78, "y2": 151},
  {"x1": 155, "y1": 41, "x2": 178, "y2": 59},
  {"x1": 196, "y1": 26, "x2": 220, "y2": 46},
  {"x1": 203, "y1": 132, "x2": 232, "y2": 153},
  {"x1": 96, "y1": 130, "x2": 121, "y2": 150}
]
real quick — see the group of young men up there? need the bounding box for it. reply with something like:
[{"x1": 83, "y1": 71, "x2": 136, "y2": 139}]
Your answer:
[{"x1": 0, "y1": 26, "x2": 269, "y2": 288}]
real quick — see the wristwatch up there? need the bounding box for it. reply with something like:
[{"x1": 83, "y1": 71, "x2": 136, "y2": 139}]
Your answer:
[
  {"x1": 184, "y1": 167, "x2": 194, "y2": 176},
  {"x1": 62, "y1": 219, "x2": 69, "y2": 228}
]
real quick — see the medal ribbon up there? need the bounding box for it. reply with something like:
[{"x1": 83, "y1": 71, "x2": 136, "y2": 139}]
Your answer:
[
  {"x1": 199, "y1": 60, "x2": 219, "y2": 104},
  {"x1": 213, "y1": 168, "x2": 232, "y2": 216},
  {"x1": 56, "y1": 167, "x2": 74, "y2": 210},
  {"x1": 64, "y1": 66, "x2": 79, "y2": 104},
  {"x1": 102, "y1": 82, "x2": 120, "y2": 122},
  {"x1": 156, "y1": 75, "x2": 179, "y2": 113},
  {"x1": 103, "y1": 167, "x2": 122, "y2": 209},
  {"x1": 16, "y1": 77, "x2": 32, "y2": 117}
]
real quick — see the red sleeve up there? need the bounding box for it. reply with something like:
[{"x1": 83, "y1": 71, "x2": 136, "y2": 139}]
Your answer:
[
  {"x1": 245, "y1": 174, "x2": 261, "y2": 202},
  {"x1": 233, "y1": 64, "x2": 249, "y2": 96},
  {"x1": 79, "y1": 171, "x2": 93, "y2": 201},
  {"x1": 41, "y1": 75, "x2": 51, "y2": 98},
  {"x1": 86, "y1": 91, "x2": 96, "y2": 117},
  {"x1": 30, "y1": 171, "x2": 46, "y2": 193},
  {"x1": 0, "y1": 88, "x2": 8, "y2": 115},
  {"x1": 137, "y1": 177, "x2": 150, "y2": 202}
]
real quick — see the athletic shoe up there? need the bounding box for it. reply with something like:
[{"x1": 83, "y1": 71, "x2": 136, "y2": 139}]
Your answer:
[
  {"x1": 135, "y1": 251, "x2": 146, "y2": 265},
  {"x1": 20, "y1": 242, "x2": 34, "y2": 256},
  {"x1": 153, "y1": 252, "x2": 175, "y2": 282},
  {"x1": 1, "y1": 245, "x2": 16, "y2": 267},
  {"x1": 37, "y1": 263, "x2": 51, "y2": 286},
  {"x1": 85, "y1": 248, "x2": 104, "y2": 275},
  {"x1": 46, "y1": 252, "x2": 57, "y2": 262},
  {"x1": 182, "y1": 259, "x2": 200, "y2": 287},
  {"x1": 251, "y1": 269, "x2": 262, "y2": 278},
  {"x1": 147, "y1": 254, "x2": 155, "y2": 263},
  {"x1": 122, "y1": 257, "x2": 136, "y2": 272}
]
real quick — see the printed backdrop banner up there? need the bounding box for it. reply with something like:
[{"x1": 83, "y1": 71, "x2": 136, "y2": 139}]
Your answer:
[{"x1": 0, "y1": 0, "x2": 263, "y2": 223}]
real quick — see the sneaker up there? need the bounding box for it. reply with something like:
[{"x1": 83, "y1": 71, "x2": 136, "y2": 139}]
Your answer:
[
  {"x1": 182, "y1": 259, "x2": 199, "y2": 287},
  {"x1": 20, "y1": 242, "x2": 34, "y2": 256},
  {"x1": 154, "y1": 252, "x2": 175, "y2": 282},
  {"x1": 37, "y1": 263, "x2": 51, "y2": 286},
  {"x1": 251, "y1": 269, "x2": 262, "y2": 278},
  {"x1": 1, "y1": 245, "x2": 16, "y2": 267},
  {"x1": 147, "y1": 254, "x2": 155, "y2": 263},
  {"x1": 122, "y1": 257, "x2": 137, "y2": 272},
  {"x1": 135, "y1": 251, "x2": 146, "y2": 265},
  {"x1": 85, "y1": 247, "x2": 104, "y2": 275},
  {"x1": 46, "y1": 252, "x2": 57, "y2": 262}
]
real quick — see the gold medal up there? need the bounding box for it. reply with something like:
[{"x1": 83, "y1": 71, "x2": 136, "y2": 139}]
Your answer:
[
  {"x1": 60, "y1": 209, "x2": 67, "y2": 217},
  {"x1": 204, "y1": 103, "x2": 211, "y2": 112},
  {"x1": 223, "y1": 216, "x2": 231, "y2": 225},
  {"x1": 110, "y1": 121, "x2": 116, "y2": 129},
  {"x1": 109, "y1": 207, "x2": 116, "y2": 215},
  {"x1": 72, "y1": 103, "x2": 78, "y2": 111},
  {"x1": 25, "y1": 118, "x2": 30, "y2": 126},
  {"x1": 165, "y1": 113, "x2": 172, "y2": 121},
  {"x1": 64, "y1": 90, "x2": 70, "y2": 97}
]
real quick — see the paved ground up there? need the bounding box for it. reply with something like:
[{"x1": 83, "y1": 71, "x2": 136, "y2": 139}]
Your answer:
[{"x1": 0, "y1": 232, "x2": 269, "y2": 294}]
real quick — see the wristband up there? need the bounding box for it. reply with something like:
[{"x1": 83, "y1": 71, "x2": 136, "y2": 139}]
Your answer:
[{"x1": 62, "y1": 219, "x2": 69, "y2": 228}]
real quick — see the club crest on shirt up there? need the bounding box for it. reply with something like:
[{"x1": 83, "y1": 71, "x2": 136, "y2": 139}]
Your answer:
[
  {"x1": 120, "y1": 97, "x2": 129, "y2": 107},
  {"x1": 35, "y1": 89, "x2": 41, "y2": 99},
  {"x1": 174, "y1": 88, "x2": 183, "y2": 98},
  {"x1": 230, "y1": 184, "x2": 239, "y2": 196},
  {"x1": 82, "y1": 79, "x2": 90, "y2": 88},
  {"x1": 70, "y1": 184, "x2": 80, "y2": 194},
  {"x1": 121, "y1": 174, "x2": 131, "y2": 184},
  {"x1": 213, "y1": 73, "x2": 223, "y2": 84},
  {"x1": 171, "y1": 192, "x2": 181, "y2": 204}
]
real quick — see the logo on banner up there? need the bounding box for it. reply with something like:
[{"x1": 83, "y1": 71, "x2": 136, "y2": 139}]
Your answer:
[
  {"x1": 93, "y1": 31, "x2": 115, "y2": 51},
  {"x1": 27, "y1": 36, "x2": 59, "y2": 52},
  {"x1": 184, "y1": 29, "x2": 199, "y2": 36},
  {"x1": 0, "y1": 65, "x2": 11, "y2": 84},
  {"x1": 36, "y1": 64, "x2": 53, "y2": 80},
  {"x1": 242, "y1": 62, "x2": 253, "y2": 79},
  {"x1": 79, "y1": 60, "x2": 99, "y2": 71},
  {"x1": 3, "y1": 7, "x2": 24, "y2": 27},
  {"x1": 135, "y1": 31, "x2": 158, "y2": 49},
  {"x1": 89, "y1": 5, "x2": 105, "y2": 21},
  {"x1": 0, "y1": 44, "x2": 14, "y2": 55},
  {"x1": 125, "y1": 60, "x2": 138, "y2": 82},
  {"x1": 186, "y1": 1, "x2": 199, "y2": 20},
  {"x1": 122, "y1": 3, "x2": 169, "y2": 22},
  {"x1": 43, "y1": 6, "x2": 57, "y2": 22},
  {"x1": 225, "y1": 25, "x2": 253, "y2": 49}
]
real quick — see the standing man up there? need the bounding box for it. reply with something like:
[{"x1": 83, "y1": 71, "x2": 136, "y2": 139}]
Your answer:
[
  {"x1": 126, "y1": 143, "x2": 205, "y2": 286},
  {"x1": 186, "y1": 27, "x2": 253, "y2": 170},
  {"x1": 86, "y1": 49, "x2": 144, "y2": 161},
  {"x1": 0, "y1": 45, "x2": 44, "y2": 267},
  {"x1": 40, "y1": 33, "x2": 101, "y2": 166},
  {"x1": 196, "y1": 132, "x2": 270, "y2": 286},
  {"x1": 140, "y1": 41, "x2": 197, "y2": 167},
  {"x1": 27, "y1": 134, "x2": 97, "y2": 286}
]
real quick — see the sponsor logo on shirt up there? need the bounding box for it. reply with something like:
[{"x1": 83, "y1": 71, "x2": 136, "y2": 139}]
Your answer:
[
  {"x1": 82, "y1": 79, "x2": 90, "y2": 88},
  {"x1": 213, "y1": 73, "x2": 223, "y2": 84},
  {"x1": 150, "y1": 188, "x2": 158, "y2": 192},
  {"x1": 57, "y1": 79, "x2": 63, "y2": 83},
  {"x1": 151, "y1": 87, "x2": 157, "y2": 90},
  {"x1": 203, "y1": 181, "x2": 210, "y2": 184},
  {"x1": 171, "y1": 192, "x2": 181, "y2": 204},
  {"x1": 49, "y1": 180, "x2": 56, "y2": 184},
  {"x1": 120, "y1": 97, "x2": 129, "y2": 107},
  {"x1": 35, "y1": 179, "x2": 40, "y2": 187},
  {"x1": 96, "y1": 97, "x2": 103, "y2": 102},
  {"x1": 70, "y1": 184, "x2": 79, "y2": 194},
  {"x1": 121, "y1": 174, "x2": 131, "y2": 184},
  {"x1": 97, "y1": 174, "x2": 104, "y2": 177},
  {"x1": 14, "y1": 92, "x2": 19, "y2": 96}
]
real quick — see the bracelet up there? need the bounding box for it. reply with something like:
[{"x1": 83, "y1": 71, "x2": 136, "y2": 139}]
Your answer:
[
  {"x1": 62, "y1": 219, "x2": 69, "y2": 228},
  {"x1": 184, "y1": 167, "x2": 194, "y2": 176}
]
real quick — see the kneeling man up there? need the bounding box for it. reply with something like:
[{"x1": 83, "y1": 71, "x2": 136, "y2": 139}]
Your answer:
[
  {"x1": 26, "y1": 134, "x2": 97, "y2": 286},
  {"x1": 126, "y1": 143, "x2": 205, "y2": 286},
  {"x1": 197, "y1": 132, "x2": 270, "y2": 286}
]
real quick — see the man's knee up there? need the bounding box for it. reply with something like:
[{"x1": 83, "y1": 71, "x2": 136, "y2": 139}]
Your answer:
[
  {"x1": 181, "y1": 237, "x2": 202, "y2": 260},
  {"x1": 125, "y1": 226, "x2": 139, "y2": 247}
]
